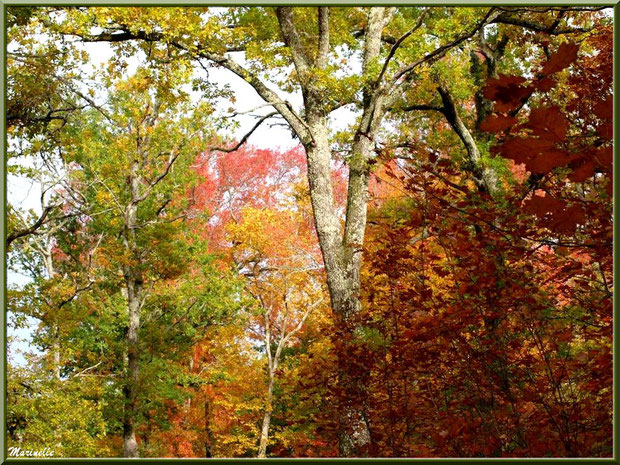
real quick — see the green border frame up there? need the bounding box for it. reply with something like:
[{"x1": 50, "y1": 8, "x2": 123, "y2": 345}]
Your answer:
[{"x1": 0, "y1": 1, "x2": 617, "y2": 463}]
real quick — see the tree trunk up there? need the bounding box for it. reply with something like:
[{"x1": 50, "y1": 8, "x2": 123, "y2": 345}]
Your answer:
[
  {"x1": 304, "y1": 125, "x2": 373, "y2": 457},
  {"x1": 275, "y1": 7, "x2": 391, "y2": 456},
  {"x1": 122, "y1": 163, "x2": 142, "y2": 458},
  {"x1": 338, "y1": 406, "x2": 371, "y2": 457},
  {"x1": 257, "y1": 375, "x2": 275, "y2": 458},
  {"x1": 122, "y1": 275, "x2": 141, "y2": 458},
  {"x1": 42, "y1": 243, "x2": 64, "y2": 380},
  {"x1": 52, "y1": 327, "x2": 61, "y2": 380}
]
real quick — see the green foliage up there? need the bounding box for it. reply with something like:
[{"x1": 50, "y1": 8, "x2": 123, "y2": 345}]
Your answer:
[{"x1": 7, "y1": 363, "x2": 111, "y2": 457}]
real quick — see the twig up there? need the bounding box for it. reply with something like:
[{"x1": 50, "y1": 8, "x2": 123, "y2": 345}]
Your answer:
[{"x1": 210, "y1": 112, "x2": 278, "y2": 153}]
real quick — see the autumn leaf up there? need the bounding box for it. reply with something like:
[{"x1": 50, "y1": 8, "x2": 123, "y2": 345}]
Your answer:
[
  {"x1": 542, "y1": 43, "x2": 580, "y2": 75},
  {"x1": 479, "y1": 114, "x2": 517, "y2": 133},
  {"x1": 523, "y1": 106, "x2": 569, "y2": 142}
]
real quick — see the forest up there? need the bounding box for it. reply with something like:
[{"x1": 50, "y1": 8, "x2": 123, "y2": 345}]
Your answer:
[{"x1": 5, "y1": 6, "x2": 613, "y2": 458}]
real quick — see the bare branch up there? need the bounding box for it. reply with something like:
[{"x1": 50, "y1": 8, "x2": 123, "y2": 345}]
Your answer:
[
  {"x1": 191, "y1": 51, "x2": 312, "y2": 144},
  {"x1": 134, "y1": 151, "x2": 182, "y2": 204},
  {"x1": 155, "y1": 198, "x2": 172, "y2": 217},
  {"x1": 74, "y1": 361, "x2": 103, "y2": 378},
  {"x1": 225, "y1": 102, "x2": 286, "y2": 117},
  {"x1": 400, "y1": 103, "x2": 444, "y2": 113},
  {"x1": 73, "y1": 29, "x2": 164, "y2": 43},
  {"x1": 7, "y1": 203, "x2": 61, "y2": 248},
  {"x1": 282, "y1": 297, "x2": 323, "y2": 346},
  {"x1": 210, "y1": 112, "x2": 278, "y2": 153}
]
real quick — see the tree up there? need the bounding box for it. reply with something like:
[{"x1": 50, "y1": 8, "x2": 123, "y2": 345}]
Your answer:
[
  {"x1": 7, "y1": 359, "x2": 111, "y2": 457},
  {"x1": 194, "y1": 144, "x2": 329, "y2": 456},
  {"x1": 8, "y1": 62, "x2": 245, "y2": 457},
  {"x1": 61, "y1": 68, "x2": 218, "y2": 457},
  {"x1": 226, "y1": 207, "x2": 326, "y2": 457}
]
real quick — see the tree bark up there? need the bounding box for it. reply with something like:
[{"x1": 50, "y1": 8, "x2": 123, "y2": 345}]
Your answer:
[
  {"x1": 338, "y1": 407, "x2": 372, "y2": 457},
  {"x1": 122, "y1": 259, "x2": 141, "y2": 457},
  {"x1": 122, "y1": 161, "x2": 143, "y2": 458},
  {"x1": 258, "y1": 375, "x2": 275, "y2": 458},
  {"x1": 41, "y1": 242, "x2": 63, "y2": 381}
]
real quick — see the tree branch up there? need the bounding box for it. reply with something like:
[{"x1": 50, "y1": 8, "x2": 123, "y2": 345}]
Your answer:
[
  {"x1": 65, "y1": 22, "x2": 313, "y2": 145},
  {"x1": 376, "y1": 8, "x2": 428, "y2": 87},
  {"x1": 281, "y1": 297, "x2": 323, "y2": 346},
  {"x1": 192, "y1": 51, "x2": 313, "y2": 144},
  {"x1": 436, "y1": 85, "x2": 497, "y2": 195},
  {"x1": 210, "y1": 112, "x2": 278, "y2": 153},
  {"x1": 400, "y1": 103, "x2": 444, "y2": 113},
  {"x1": 7, "y1": 203, "x2": 61, "y2": 248},
  {"x1": 392, "y1": 8, "x2": 499, "y2": 84},
  {"x1": 275, "y1": 7, "x2": 312, "y2": 73},
  {"x1": 316, "y1": 7, "x2": 330, "y2": 69},
  {"x1": 133, "y1": 151, "x2": 182, "y2": 205},
  {"x1": 492, "y1": 8, "x2": 602, "y2": 34}
]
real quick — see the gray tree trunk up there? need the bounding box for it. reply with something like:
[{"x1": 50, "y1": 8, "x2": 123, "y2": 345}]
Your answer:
[
  {"x1": 257, "y1": 375, "x2": 275, "y2": 458},
  {"x1": 122, "y1": 161, "x2": 143, "y2": 458}
]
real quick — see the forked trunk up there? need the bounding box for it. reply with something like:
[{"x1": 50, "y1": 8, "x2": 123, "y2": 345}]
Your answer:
[{"x1": 303, "y1": 119, "x2": 373, "y2": 456}]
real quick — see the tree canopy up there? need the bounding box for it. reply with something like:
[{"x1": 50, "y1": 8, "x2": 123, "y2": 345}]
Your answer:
[{"x1": 6, "y1": 5, "x2": 613, "y2": 458}]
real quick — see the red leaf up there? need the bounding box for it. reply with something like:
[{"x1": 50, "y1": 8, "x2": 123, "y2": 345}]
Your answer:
[
  {"x1": 525, "y1": 106, "x2": 569, "y2": 142},
  {"x1": 593, "y1": 146, "x2": 613, "y2": 170},
  {"x1": 542, "y1": 43, "x2": 580, "y2": 75},
  {"x1": 547, "y1": 205, "x2": 586, "y2": 233},
  {"x1": 497, "y1": 132, "x2": 574, "y2": 174},
  {"x1": 499, "y1": 137, "x2": 556, "y2": 164},
  {"x1": 569, "y1": 160, "x2": 596, "y2": 182},
  {"x1": 596, "y1": 121, "x2": 613, "y2": 141},
  {"x1": 483, "y1": 75, "x2": 526, "y2": 100},
  {"x1": 594, "y1": 97, "x2": 613, "y2": 120},
  {"x1": 534, "y1": 77, "x2": 556, "y2": 93},
  {"x1": 483, "y1": 75, "x2": 532, "y2": 113},
  {"x1": 523, "y1": 192, "x2": 566, "y2": 216},
  {"x1": 479, "y1": 114, "x2": 518, "y2": 132},
  {"x1": 525, "y1": 150, "x2": 572, "y2": 175}
]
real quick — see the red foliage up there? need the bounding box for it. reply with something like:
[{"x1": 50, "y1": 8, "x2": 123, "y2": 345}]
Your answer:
[
  {"x1": 191, "y1": 145, "x2": 307, "y2": 247},
  {"x1": 350, "y1": 32, "x2": 612, "y2": 458}
]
